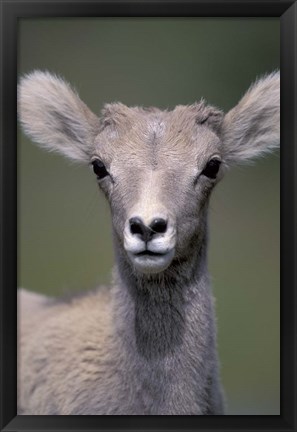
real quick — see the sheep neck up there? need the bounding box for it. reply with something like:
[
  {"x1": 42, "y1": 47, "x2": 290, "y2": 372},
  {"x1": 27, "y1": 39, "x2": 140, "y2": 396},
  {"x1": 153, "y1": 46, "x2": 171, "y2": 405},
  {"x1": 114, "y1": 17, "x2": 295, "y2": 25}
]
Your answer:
[{"x1": 111, "y1": 225, "x2": 213, "y2": 361}]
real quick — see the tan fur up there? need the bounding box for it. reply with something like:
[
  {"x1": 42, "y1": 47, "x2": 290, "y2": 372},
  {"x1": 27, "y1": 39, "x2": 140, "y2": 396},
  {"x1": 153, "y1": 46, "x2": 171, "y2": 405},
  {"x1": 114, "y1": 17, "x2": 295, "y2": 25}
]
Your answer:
[
  {"x1": 17, "y1": 71, "x2": 279, "y2": 415},
  {"x1": 221, "y1": 72, "x2": 280, "y2": 163}
]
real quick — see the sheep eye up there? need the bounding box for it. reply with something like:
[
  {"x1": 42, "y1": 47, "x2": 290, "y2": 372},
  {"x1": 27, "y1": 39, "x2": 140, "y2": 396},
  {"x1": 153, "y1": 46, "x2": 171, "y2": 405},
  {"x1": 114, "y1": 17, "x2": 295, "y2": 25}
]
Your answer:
[
  {"x1": 92, "y1": 159, "x2": 109, "y2": 179},
  {"x1": 201, "y1": 158, "x2": 221, "y2": 179}
]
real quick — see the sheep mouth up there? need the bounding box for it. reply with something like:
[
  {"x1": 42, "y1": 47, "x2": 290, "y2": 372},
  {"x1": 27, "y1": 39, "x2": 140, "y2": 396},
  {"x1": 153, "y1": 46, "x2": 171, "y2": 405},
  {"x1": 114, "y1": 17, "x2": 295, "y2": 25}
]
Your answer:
[
  {"x1": 135, "y1": 250, "x2": 165, "y2": 257},
  {"x1": 127, "y1": 248, "x2": 175, "y2": 274}
]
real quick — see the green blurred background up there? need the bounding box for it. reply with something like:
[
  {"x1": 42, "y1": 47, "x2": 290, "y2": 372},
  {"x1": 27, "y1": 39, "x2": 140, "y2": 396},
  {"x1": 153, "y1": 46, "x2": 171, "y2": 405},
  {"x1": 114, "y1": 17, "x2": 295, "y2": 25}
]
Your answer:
[{"x1": 18, "y1": 18, "x2": 280, "y2": 415}]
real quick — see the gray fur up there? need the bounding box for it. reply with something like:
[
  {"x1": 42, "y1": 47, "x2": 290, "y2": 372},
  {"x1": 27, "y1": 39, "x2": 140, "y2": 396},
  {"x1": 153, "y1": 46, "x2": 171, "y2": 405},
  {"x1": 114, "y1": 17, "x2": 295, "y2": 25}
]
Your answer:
[{"x1": 17, "y1": 70, "x2": 279, "y2": 415}]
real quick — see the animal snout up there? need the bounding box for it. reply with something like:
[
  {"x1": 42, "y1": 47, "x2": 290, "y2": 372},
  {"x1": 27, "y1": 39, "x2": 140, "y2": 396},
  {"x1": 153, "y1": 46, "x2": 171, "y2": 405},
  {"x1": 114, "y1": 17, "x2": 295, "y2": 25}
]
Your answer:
[
  {"x1": 124, "y1": 210, "x2": 176, "y2": 266},
  {"x1": 129, "y1": 217, "x2": 168, "y2": 242},
  {"x1": 124, "y1": 212, "x2": 176, "y2": 273}
]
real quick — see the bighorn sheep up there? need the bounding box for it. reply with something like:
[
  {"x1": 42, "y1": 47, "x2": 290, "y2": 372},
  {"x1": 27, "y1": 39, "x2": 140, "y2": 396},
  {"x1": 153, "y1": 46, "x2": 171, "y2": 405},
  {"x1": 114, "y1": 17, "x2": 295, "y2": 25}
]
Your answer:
[{"x1": 18, "y1": 71, "x2": 280, "y2": 415}]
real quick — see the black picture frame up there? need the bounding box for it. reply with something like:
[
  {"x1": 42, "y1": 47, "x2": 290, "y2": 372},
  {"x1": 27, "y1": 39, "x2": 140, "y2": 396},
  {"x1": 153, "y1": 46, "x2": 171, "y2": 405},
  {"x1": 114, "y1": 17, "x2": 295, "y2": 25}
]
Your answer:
[{"x1": 0, "y1": 1, "x2": 296, "y2": 431}]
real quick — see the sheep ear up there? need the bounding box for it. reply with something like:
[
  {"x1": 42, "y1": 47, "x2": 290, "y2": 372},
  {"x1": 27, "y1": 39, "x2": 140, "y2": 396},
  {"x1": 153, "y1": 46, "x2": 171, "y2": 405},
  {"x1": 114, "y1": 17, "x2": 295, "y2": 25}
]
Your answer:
[
  {"x1": 18, "y1": 71, "x2": 100, "y2": 162},
  {"x1": 220, "y1": 71, "x2": 280, "y2": 164}
]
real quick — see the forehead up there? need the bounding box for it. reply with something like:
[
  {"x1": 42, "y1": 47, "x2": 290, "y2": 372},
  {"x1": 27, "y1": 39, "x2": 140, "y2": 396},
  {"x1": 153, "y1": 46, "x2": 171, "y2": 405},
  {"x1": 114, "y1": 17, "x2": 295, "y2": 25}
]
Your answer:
[{"x1": 95, "y1": 104, "x2": 222, "y2": 168}]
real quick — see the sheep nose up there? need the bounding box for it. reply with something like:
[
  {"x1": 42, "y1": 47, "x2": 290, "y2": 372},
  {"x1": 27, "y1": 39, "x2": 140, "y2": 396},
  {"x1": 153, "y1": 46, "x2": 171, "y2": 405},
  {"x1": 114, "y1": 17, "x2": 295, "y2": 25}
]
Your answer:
[{"x1": 129, "y1": 217, "x2": 167, "y2": 242}]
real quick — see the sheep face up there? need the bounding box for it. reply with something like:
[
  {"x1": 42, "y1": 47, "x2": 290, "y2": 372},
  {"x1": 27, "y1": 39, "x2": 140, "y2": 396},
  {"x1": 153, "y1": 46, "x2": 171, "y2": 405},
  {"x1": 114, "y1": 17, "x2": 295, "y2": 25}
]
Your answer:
[{"x1": 92, "y1": 103, "x2": 224, "y2": 274}]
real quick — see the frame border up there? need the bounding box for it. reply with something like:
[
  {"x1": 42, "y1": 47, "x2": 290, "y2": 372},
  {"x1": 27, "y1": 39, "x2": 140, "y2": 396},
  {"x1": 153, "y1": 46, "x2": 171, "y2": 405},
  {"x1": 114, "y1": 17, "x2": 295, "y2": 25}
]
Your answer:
[{"x1": 1, "y1": 1, "x2": 296, "y2": 431}]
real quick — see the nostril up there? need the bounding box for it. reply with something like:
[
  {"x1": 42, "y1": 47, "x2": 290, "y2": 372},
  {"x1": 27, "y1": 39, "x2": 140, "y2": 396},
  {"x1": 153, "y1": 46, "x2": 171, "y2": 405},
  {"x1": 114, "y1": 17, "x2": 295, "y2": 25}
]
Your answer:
[
  {"x1": 150, "y1": 218, "x2": 167, "y2": 234},
  {"x1": 129, "y1": 217, "x2": 145, "y2": 236}
]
